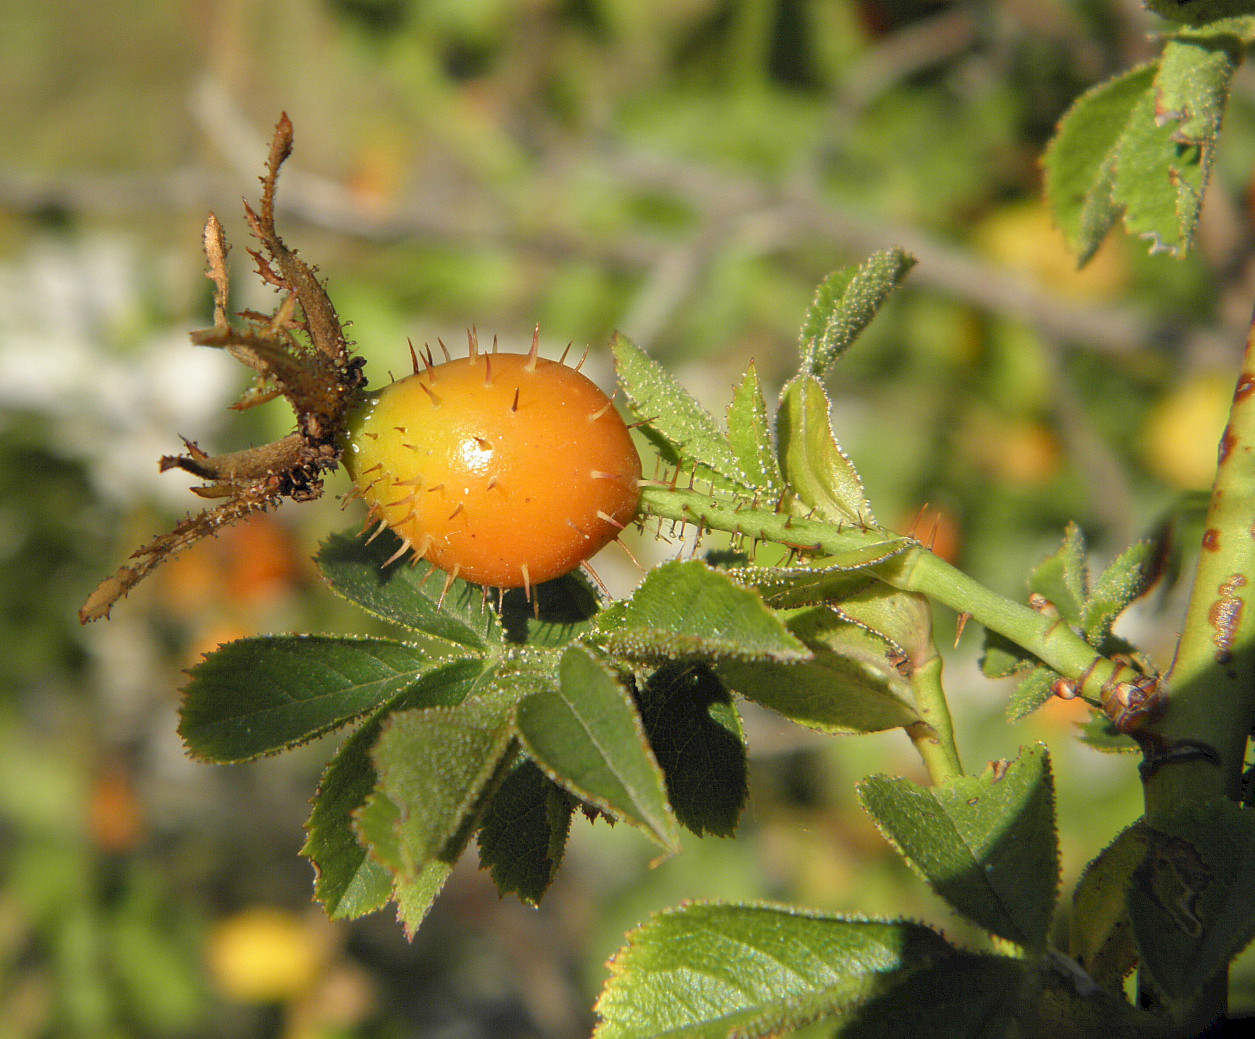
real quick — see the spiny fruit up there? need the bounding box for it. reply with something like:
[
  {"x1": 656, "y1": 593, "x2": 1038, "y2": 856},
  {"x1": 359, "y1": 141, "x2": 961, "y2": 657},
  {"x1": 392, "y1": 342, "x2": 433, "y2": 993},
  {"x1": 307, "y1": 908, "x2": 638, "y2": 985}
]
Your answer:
[{"x1": 346, "y1": 331, "x2": 642, "y2": 591}]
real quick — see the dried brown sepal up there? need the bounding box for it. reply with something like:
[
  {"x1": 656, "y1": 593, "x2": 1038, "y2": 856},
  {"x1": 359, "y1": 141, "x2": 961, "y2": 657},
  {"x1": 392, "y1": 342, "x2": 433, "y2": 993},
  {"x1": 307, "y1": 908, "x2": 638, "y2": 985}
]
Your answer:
[{"x1": 80, "y1": 113, "x2": 366, "y2": 623}]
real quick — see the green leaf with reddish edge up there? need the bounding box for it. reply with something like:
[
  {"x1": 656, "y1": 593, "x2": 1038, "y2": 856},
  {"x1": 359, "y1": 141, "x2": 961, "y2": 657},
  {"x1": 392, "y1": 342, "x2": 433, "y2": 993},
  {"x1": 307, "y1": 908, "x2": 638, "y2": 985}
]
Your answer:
[
  {"x1": 858, "y1": 745, "x2": 1059, "y2": 950},
  {"x1": 637, "y1": 663, "x2": 746, "y2": 837},
  {"x1": 777, "y1": 374, "x2": 875, "y2": 527},
  {"x1": 593, "y1": 903, "x2": 954, "y2": 1039},
  {"x1": 1111, "y1": 36, "x2": 1235, "y2": 259},
  {"x1": 726, "y1": 361, "x2": 782, "y2": 493},
  {"x1": 1130, "y1": 799, "x2": 1255, "y2": 1004},
  {"x1": 392, "y1": 860, "x2": 455, "y2": 942},
  {"x1": 1084, "y1": 540, "x2": 1152, "y2": 645},
  {"x1": 475, "y1": 758, "x2": 573, "y2": 906},
  {"x1": 517, "y1": 646, "x2": 679, "y2": 851},
  {"x1": 1071, "y1": 823, "x2": 1148, "y2": 993},
  {"x1": 303, "y1": 657, "x2": 488, "y2": 919},
  {"x1": 594, "y1": 559, "x2": 810, "y2": 664},
  {"x1": 1045, "y1": 63, "x2": 1156, "y2": 263},
  {"x1": 181, "y1": 635, "x2": 447, "y2": 763},
  {"x1": 719, "y1": 603, "x2": 920, "y2": 735},
  {"x1": 316, "y1": 528, "x2": 500, "y2": 649},
  {"x1": 367, "y1": 691, "x2": 517, "y2": 879},
  {"x1": 611, "y1": 331, "x2": 749, "y2": 490},
  {"x1": 798, "y1": 250, "x2": 916, "y2": 380}
]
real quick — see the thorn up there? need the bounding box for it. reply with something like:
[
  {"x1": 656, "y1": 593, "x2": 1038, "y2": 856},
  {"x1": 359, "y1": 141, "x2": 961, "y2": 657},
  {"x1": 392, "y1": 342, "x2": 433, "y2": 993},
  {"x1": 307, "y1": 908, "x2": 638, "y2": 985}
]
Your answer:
[
  {"x1": 448, "y1": 503, "x2": 465, "y2": 521},
  {"x1": 418, "y1": 381, "x2": 441, "y2": 406},
  {"x1": 612, "y1": 535, "x2": 646, "y2": 572},
  {"x1": 597, "y1": 510, "x2": 627, "y2": 530},
  {"x1": 558, "y1": 341, "x2": 572, "y2": 365},
  {"x1": 382, "y1": 539, "x2": 412, "y2": 567},
  {"x1": 906, "y1": 502, "x2": 929, "y2": 539},
  {"x1": 422, "y1": 342, "x2": 435, "y2": 369},
  {"x1": 491, "y1": 333, "x2": 499, "y2": 354},
  {"x1": 954, "y1": 612, "x2": 970, "y2": 647},
  {"x1": 582, "y1": 560, "x2": 611, "y2": 597},
  {"x1": 520, "y1": 564, "x2": 532, "y2": 603},
  {"x1": 486, "y1": 476, "x2": 499, "y2": 491},
  {"x1": 467, "y1": 326, "x2": 479, "y2": 359},
  {"x1": 484, "y1": 351, "x2": 493, "y2": 386},
  {"x1": 511, "y1": 387, "x2": 520, "y2": 413},
  {"x1": 437, "y1": 337, "x2": 452, "y2": 363},
  {"x1": 573, "y1": 342, "x2": 590, "y2": 372},
  {"x1": 437, "y1": 566, "x2": 459, "y2": 609},
  {"x1": 526, "y1": 325, "x2": 540, "y2": 371},
  {"x1": 408, "y1": 338, "x2": 420, "y2": 375},
  {"x1": 590, "y1": 393, "x2": 616, "y2": 422},
  {"x1": 625, "y1": 416, "x2": 657, "y2": 431}
]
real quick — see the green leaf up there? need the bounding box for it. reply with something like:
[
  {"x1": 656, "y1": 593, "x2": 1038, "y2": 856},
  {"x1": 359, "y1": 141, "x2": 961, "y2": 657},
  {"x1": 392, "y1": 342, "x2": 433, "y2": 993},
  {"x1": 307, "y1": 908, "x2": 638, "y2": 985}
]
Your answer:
[
  {"x1": 777, "y1": 375, "x2": 875, "y2": 527},
  {"x1": 392, "y1": 860, "x2": 455, "y2": 942},
  {"x1": 637, "y1": 663, "x2": 747, "y2": 837},
  {"x1": 1084, "y1": 540, "x2": 1152, "y2": 645},
  {"x1": 1006, "y1": 665, "x2": 1059, "y2": 723},
  {"x1": 731, "y1": 553, "x2": 908, "y2": 611},
  {"x1": 302, "y1": 658, "x2": 487, "y2": 919},
  {"x1": 798, "y1": 250, "x2": 916, "y2": 379},
  {"x1": 368, "y1": 692, "x2": 517, "y2": 878},
  {"x1": 593, "y1": 904, "x2": 953, "y2": 1039},
  {"x1": 1045, "y1": 63, "x2": 1155, "y2": 263},
  {"x1": 1143, "y1": 1, "x2": 1255, "y2": 25},
  {"x1": 611, "y1": 331, "x2": 749, "y2": 489},
  {"x1": 719, "y1": 603, "x2": 920, "y2": 736},
  {"x1": 1029, "y1": 522, "x2": 1088, "y2": 625},
  {"x1": 832, "y1": 581, "x2": 935, "y2": 673},
  {"x1": 1111, "y1": 36, "x2": 1235, "y2": 258},
  {"x1": 181, "y1": 635, "x2": 453, "y2": 762},
  {"x1": 1077, "y1": 711, "x2": 1141, "y2": 753},
  {"x1": 1045, "y1": 31, "x2": 1238, "y2": 264},
  {"x1": 838, "y1": 953, "x2": 1027, "y2": 1039},
  {"x1": 726, "y1": 362, "x2": 782, "y2": 493},
  {"x1": 476, "y1": 758, "x2": 573, "y2": 905},
  {"x1": 1071, "y1": 823, "x2": 1147, "y2": 993},
  {"x1": 316, "y1": 529, "x2": 500, "y2": 649},
  {"x1": 498, "y1": 570, "x2": 601, "y2": 647},
  {"x1": 516, "y1": 646, "x2": 679, "y2": 851},
  {"x1": 981, "y1": 630, "x2": 1036, "y2": 679},
  {"x1": 596, "y1": 559, "x2": 810, "y2": 663},
  {"x1": 858, "y1": 745, "x2": 1059, "y2": 950},
  {"x1": 1130, "y1": 799, "x2": 1255, "y2": 1003}
]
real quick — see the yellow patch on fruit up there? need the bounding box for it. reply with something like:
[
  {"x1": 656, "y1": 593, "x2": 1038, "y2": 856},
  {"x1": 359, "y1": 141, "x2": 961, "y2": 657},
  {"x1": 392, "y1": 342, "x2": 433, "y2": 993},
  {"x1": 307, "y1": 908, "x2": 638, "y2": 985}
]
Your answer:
[{"x1": 346, "y1": 340, "x2": 642, "y2": 589}]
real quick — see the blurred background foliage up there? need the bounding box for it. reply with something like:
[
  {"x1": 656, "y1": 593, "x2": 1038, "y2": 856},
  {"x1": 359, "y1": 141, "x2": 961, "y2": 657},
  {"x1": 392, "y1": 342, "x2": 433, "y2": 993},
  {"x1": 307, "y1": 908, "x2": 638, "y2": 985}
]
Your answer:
[{"x1": 4, "y1": 0, "x2": 1255, "y2": 1035}]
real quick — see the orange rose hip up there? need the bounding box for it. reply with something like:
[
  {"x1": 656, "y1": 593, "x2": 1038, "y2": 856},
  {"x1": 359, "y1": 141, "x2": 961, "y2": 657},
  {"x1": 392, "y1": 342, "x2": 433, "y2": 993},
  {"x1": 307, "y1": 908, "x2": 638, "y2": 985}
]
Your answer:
[{"x1": 346, "y1": 338, "x2": 641, "y2": 589}]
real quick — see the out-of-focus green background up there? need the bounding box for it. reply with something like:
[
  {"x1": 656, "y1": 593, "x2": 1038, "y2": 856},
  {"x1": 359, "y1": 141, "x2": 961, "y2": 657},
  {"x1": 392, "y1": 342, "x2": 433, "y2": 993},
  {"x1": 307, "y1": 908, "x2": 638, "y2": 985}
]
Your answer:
[{"x1": 3, "y1": 1, "x2": 1254, "y2": 1035}]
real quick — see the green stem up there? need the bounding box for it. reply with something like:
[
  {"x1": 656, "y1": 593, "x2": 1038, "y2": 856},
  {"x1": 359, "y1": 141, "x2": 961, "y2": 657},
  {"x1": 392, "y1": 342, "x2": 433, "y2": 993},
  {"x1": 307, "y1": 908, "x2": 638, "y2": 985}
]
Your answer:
[
  {"x1": 879, "y1": 547, "x2": 1124, "y2": 701},
  {"x1": 639, "y1": 483, "x2": 1120, "y2": 699},
  {"x1": 1132, "y1": 322, "x2": 1255, "y2": 1031},
  {"x1": 1141, "y1": 322, "x2": 1255, "y2": 815},
  {"x1": 906, "y1": 654, "x2": 964, "y2": 783}
]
